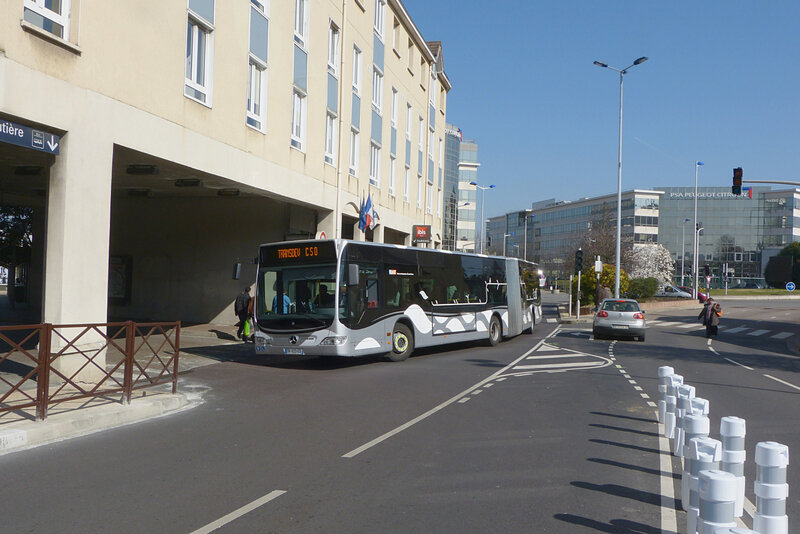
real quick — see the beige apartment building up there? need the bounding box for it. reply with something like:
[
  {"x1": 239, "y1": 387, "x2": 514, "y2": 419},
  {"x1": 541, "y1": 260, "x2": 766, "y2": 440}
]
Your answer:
[{"x1": 0, "y1": 0, "x2": 450, "y2": 325}]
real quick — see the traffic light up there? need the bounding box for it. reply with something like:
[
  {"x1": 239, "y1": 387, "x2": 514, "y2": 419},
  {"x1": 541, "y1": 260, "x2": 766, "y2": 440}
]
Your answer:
[
  {"x1": 575, "y1": 249, "x2": 584, "y2": 272},
  {"x1": 732, "y1": 167, "x2": 743, "y2": 195},
  {"x1": 704, "y1": 264, "x2": 710, "y2": 276}
]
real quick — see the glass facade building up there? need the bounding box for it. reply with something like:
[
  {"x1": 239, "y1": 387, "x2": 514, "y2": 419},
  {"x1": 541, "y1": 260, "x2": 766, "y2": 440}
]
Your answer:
[
  {"x1": 457, "y1": 136, "x2": 479, "y2": 252},
  {"x1": 442, "y1": 125, "x2": 461, "y2": 250}
]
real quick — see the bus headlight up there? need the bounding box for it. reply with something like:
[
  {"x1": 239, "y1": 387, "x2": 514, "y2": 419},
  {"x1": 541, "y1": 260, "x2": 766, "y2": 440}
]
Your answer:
[
  {"x1": 255, "y1": 334, "x2": 272, "y2": 347},
  {"x1": 320, "y1": 336, "x2": 347, "y2": 346}
]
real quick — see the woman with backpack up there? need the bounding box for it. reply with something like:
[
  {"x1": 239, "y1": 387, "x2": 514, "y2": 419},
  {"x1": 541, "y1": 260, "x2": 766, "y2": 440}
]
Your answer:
[{"x1": 698, "y1": 297, "x2": 723, "y2": 338}]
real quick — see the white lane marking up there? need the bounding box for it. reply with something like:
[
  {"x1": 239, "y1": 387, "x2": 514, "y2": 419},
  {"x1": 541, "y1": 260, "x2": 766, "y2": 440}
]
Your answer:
[
  {"x1": 747, "y1": 329, "x2": 771, "y2": 337},
  {"x1": 526, "y1": 353, "x2": 594, "y2": 360},
  {"x1": 647, "y1": 401, "x2": 657, "y2": 407},
  {"x1": 623, "y1": 374, "x2": 631, "y2": 379},
  {"x1": 472, "y1": 390, "x2": 482, "y2": 395},
  {"x1": 657, "y1": 420, "x2": 679, "y2": 533},
  {"x1": 343, "y1": 332, "x2": 555, "y2": 458},
  {"x1": 537, "y1": 344, "x2": 562, "y2": 351},
  {"x1": 656, "y1": 321, "x2": 683, "y2": 328},
  {"x1": 744, "y1": 498, "x2": 756, "y2": 519},
  {"x1": 725, "y1": 326, "x2": 750, "y2": 334},
  {"x1": 458, "y1": 398, "x2": 470, "y2": 404},
  {"x1": 189, "y1": 490, "x2": 286, "y2": 534},
  {"x1": 484, "y1": 383, "x2": 494, "y2": 388},
  {"x1": 514, "y1": 361, "x2": 607, "y2": 371},
  {"x1": 764, "y1": 374, "x2": 800, "y2": 392},
  {"x1": 772, "y1": 332, "x2": 793, "y2": 340},
  {"x1": 546, "y1": 318, "x2": 557, "y2": 323},
  {"x1": 634, "y1": 385, "x2": 643, "y2": 391},
  {"x1": 677, "y1": 323, "x2": 699, "y2": 329},
  {"x1": 724, "y1": 358, "x2": 753, "y2": 371},
  {"x1": 640, "y1": 393, "x2": 650, "y2": 399}
]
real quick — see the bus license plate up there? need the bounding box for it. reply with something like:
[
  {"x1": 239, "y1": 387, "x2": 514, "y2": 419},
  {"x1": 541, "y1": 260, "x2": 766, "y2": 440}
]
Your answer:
[{"x1": 283, "y1": 347, "x2": 305, "y2": 355}]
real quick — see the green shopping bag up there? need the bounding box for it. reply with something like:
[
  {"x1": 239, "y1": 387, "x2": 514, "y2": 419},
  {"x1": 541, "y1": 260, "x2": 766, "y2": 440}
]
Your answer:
[{"x1": 243, "y1": 318, "x2": 251, "y2": 337}]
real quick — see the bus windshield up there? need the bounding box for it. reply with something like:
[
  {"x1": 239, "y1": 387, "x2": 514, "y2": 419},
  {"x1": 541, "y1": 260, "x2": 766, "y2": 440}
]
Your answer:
[{"x1": 256, "y1": 263, "x2": 338, "y2": 330}]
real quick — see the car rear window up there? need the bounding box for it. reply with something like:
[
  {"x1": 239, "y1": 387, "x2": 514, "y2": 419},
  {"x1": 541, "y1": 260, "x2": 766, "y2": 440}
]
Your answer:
[{"x1": 602, "y1": 300, "x2": 640, "y2": 312}]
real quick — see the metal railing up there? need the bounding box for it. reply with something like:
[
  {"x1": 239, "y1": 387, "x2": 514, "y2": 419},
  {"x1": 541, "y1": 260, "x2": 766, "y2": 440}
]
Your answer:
[{"x1": 0, "y1": 321, "x2": 180, "y2": 421}]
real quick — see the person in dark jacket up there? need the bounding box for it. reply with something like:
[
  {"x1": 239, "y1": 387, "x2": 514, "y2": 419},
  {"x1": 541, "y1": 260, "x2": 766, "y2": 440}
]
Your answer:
[
  {"x1": 235, "y1": 287, "x2": 251, "y2": 341},
  {"x1": 698, "y1": 297, "x2": 723, "y2": 338}
]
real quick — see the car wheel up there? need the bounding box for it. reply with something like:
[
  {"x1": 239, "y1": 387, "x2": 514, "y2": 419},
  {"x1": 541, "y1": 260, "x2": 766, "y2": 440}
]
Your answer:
[
  {"x1": 593, "y1": 330, "x2": 603, "y2": 340},
  {"x1": 488, "y1": 316, "x2": 502, "y2": 346},
  {"x1": 387, "y1": 323, "x2": 414, "y2": 362},
  {"x1": 637, "y1": 335, "x2": 645, "y2": 342}
]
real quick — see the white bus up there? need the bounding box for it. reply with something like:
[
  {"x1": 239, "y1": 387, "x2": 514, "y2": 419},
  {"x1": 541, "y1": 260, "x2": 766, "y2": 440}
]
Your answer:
[{"x1": 252, "y1": 240, "x2": 543, "y2": 361}]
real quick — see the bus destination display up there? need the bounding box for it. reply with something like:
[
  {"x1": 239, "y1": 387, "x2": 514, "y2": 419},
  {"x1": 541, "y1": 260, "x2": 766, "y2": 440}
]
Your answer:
[{"x1": 261, "y1": 241, "x2": 336, "y2": 265}]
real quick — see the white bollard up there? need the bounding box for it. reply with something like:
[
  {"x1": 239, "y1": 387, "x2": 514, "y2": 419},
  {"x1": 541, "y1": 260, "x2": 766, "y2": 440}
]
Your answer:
[
  {"x1": 682, "y1": 413, "x2": 712, "y2": 509},
  {"x1": 673, "y1": 384, "x2": 697, "y2": 457},
  {"x1": 710, "y1": 528, "x2": 758, "y2": 533},
  {"x1": 698, "y1": 469, "x2": 737, "y2": 533},
  {"x1": 684, "y1": 436, "x2": 721, "y2": 533},
  {"x1": 719, "y1": 416, "x2": 746, "y2": 518},
  {"x1": 665, "y1": 374, "x2": 684, "y2": 439},
  {"x1": 657, "y1": 366, "x2": 675, "y2": 423},
  {"x1": 753, "y1": 441, "x2": 789, "y2": 534}
]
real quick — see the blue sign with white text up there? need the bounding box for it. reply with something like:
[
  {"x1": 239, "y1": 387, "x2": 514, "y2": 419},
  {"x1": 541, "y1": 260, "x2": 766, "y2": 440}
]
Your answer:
[{"x1": 0, "y1": 119, "x2": 60, "y2": 154}]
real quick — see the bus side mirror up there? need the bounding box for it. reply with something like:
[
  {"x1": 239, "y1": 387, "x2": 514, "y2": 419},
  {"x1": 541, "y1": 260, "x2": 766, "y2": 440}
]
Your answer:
[
  {"x1": 348, "y1": 264, "x2": 360, "y2": 286},
  {"x1": 232, "y1": 263, "x2": 242, "y2": 280}
]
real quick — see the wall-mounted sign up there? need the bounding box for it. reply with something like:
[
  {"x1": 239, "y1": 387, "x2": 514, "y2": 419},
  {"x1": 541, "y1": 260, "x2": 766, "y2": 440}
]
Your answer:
[
  {"x1": 0, "y1": 119, "x2": 60, "y2": 154},
  {"x1": 412, "y1": 225, "x2": 431, "y2": 243}
]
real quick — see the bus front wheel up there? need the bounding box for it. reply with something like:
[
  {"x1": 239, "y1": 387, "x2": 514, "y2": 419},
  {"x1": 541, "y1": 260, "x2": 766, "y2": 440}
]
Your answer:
[
  {"x1": 388, "y1": 323, "x2": 414, "y2": 362},
  {"x1": 488, "y1": 316, "x2": 502, "y2": 346}
]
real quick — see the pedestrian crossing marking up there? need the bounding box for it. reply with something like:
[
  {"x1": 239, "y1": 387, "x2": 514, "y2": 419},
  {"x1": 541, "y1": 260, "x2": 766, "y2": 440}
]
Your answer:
[
  {"x1": 677, "y1": 323, "x2": 700, "y2": 329},
  {"x1": 747, "y1": 329, "x2": 770, "y2": 337},
  {"x1": 546, "y1": 318, "x2": 557, "y2": 323},
  {"x1": 772, "y1": 332, "x2": 793, "y2": 340},
  {"x1": 526, "y1": 353, "x2": 595, "y2": 360},
  {"x1": 656, "y1": 321, "x2": 684, "y2": 327},
  {"x1": 725, "y1": 326, "x2": 749, "y2": 333}
]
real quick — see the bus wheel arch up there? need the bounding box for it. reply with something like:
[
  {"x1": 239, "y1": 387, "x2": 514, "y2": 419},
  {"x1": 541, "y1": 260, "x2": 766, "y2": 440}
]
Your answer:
[
  {"x1": 387, "y1": 321, "x2": 414, "y2": 362},
  {"x1": 488, "y1": 314, "x2": 503, "y2": 346}
]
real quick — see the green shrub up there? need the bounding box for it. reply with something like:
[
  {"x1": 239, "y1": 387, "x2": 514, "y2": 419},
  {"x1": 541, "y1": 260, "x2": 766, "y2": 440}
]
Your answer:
[{"x1": 626, "y1": 277, "x2": 659, "y2": 300}]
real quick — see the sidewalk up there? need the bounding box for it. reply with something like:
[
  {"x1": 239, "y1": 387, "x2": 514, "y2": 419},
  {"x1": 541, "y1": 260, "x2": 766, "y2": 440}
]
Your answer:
[{"x1": 0, "y1": 322, "x2": 249, "y2": 456}]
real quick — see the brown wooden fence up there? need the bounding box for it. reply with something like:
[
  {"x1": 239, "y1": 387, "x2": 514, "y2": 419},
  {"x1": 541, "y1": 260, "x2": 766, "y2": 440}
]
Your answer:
[{"x1": 0, "y1": 321, "x2": 180, "y2": 421}]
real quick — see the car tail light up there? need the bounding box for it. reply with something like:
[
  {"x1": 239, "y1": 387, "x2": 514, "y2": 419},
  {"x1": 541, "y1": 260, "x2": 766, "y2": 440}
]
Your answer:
[
  {"x1": 597, "y1": 311, "x2": 608, "y2": 318},
  {"x1": 633, "y1": 312, "x2": 644, "y2": 319}
]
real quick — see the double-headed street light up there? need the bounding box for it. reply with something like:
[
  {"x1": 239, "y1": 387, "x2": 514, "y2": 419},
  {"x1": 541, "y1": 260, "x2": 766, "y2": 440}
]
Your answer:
[
  {"x1": 469, "y1": 181, "x2": 495, "y2": 254},
  {"x1": 593, "y1": 56, "x2": 648, "y2": 298},
  {"x1": 692, "y1": 161, "x2": 704, "y2": 298}
]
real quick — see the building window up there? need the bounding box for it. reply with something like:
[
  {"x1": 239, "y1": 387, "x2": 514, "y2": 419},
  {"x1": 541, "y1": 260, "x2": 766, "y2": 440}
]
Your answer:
[
  {"x1": 373, "y1": 0, "x2": 385, "y2": 39},
  {"x1": 23, "y1": 0, "x2": 70, "y2": 39},
  {"x1": 185, "y1": 0, "x2": 215, "y2": 105},
  {"x1": 369, "y1": 143, "x2": 381, "y2": 186},
  {"x1": 294, "y1": 0, "x2": 308, "y2": 47},
  {"x1": 418, "y1": 117, "x2": 424, "y2": 150},
  {"x1": 328, "y1": 22, "x2": 340, "y2": 74},
  {"x1": 325, "y1": 113, "x2": 337, "y2": 165},
  {"x1": 417, "y1": 175, "x2": 423, "y2": 209},
  {"x1": 406, "y1": 104, "x2": 412, "y2": 138},
  {"x1": 392, "y1": 17, "x2": 400, "y2": 52},
  {"x1": 247, "y1": 1, "x2": 269, "y2": 131},
  {"x1": 389, "y1": 156, "x2": 396, "y2": 197},
  {"x1": 391, "y1": 88, "x2": 399, "y2": 127},
  {"x1": 350, "y1": 128, "x2": 359, "y2": 176},
  {"x1": 404, "y1": 166, "x2": 410, "y2": 202},
  {"x1": 407, "y1": 39, "x2": 414, "y2": 72},
  {"x1": 291, "y1": 89, "x2": 306, "y2": 150},
  {"x1": 372, "y1": 67, "x2": 383, "y2": 112},
  {"x1": 352, "y1": 46, "x2": 362, "y2": 94},
  {"x1": 426, "y1": 184, "x2": 433, "y2": 214}
]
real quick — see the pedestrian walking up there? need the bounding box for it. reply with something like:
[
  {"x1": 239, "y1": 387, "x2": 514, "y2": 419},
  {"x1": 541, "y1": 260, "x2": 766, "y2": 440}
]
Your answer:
[
  {"x1": 698, "y1": 297, "x2": 723, "y2": 338},
  {"x1": 235, "y1": 286, "x2": 251, "y2": 341},
  {"x1": 246, "y1": 291, "x2": 255, "y2": 342}
]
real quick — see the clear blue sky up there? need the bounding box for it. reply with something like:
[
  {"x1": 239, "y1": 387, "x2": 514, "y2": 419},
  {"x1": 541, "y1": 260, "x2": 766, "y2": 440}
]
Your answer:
[{"x1": 402, "y1": 0, "x2": 800, "y2": 219}]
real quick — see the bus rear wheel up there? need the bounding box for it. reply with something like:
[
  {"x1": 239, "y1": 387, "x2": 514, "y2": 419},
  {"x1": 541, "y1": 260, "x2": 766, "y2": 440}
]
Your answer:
[
  {"x1": 488, "y1": 316, "x2": 502, "y2": 346},
  {"x1": 388, "y1": 323, "x2": 414, "y2": 362}
]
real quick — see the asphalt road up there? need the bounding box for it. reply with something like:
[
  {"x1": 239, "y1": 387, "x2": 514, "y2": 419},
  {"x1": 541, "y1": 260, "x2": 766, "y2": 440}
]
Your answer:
[{"x1": 1, "y1": 297, "x2": 797, "y2": 533}]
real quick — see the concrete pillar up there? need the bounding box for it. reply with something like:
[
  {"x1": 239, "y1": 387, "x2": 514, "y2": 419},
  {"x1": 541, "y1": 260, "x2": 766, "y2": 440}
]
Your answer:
[
  {"x1": 373, "y1": 224, "x2": 385, "y2": 244},
  {"x1": 316, "y1": 210, "x2": 336, "y2": 239},
  {"x1": 43, "y1": 127, "x2": 113, "y2": 383},
  {"x1": 352, "y1": 220, "x2": 364, "y2": 241}
]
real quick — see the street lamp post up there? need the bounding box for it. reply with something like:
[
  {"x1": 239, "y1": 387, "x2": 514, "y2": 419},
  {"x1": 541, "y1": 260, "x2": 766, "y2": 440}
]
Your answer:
[
  {"x1": 469, "y1": 181, "x2": 495, "y2": 254},
  {"x1": 523, "y1": 210, "x2": 533, "y2": 261},
  {"x1": 694, "y1": 223, "x2": 704, "y2": 297},
  {"x1": 503, "y1": 233, "x2": 512, "y2": 257},
  {"x1": 692, "y1": 161, "x2": 704, "y2": 298},
  {"x1": 681, "y1": 217, "x2": 691, "y2": 286},
  {"x1": 593, "y1": 56, "x2": 648, "y2": 298}
]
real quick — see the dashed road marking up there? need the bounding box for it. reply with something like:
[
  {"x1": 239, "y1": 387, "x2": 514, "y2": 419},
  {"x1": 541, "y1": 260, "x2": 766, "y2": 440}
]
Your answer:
[
  {"x1": 772, "y1": 332, "x2": 793, "y2": 340},
  {"x1": 747, "y1": 329, "x2": 771, "y2": 337},
  {"x1": 764, "y1": 374, "x2": 800, "y2": 391},
  {"x1": 189, "y1": 490, "x2": 286, "y2": 534},
  {"x1": 725, "y1": 326, "x2": 749, "y2": 334}
]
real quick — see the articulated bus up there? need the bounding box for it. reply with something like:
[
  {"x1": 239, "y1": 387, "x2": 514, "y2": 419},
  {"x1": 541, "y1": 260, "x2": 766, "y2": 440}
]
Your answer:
[{"x1": 252, "y1": 240, "x2": 543, "y2": 361}]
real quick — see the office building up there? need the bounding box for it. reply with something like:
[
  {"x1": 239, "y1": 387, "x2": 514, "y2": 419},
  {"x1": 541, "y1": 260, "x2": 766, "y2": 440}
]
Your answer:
[{"x1": 0, "y1": 0, "x2": 450, "y2": 325}]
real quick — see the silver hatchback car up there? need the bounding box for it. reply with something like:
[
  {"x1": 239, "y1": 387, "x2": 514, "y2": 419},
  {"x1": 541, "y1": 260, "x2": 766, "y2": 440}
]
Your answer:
[{"x1": 593, "y1": 298, "x2": 646, "y2": 342}]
